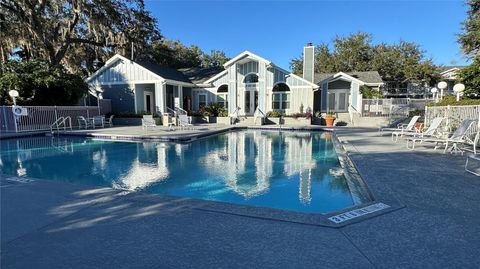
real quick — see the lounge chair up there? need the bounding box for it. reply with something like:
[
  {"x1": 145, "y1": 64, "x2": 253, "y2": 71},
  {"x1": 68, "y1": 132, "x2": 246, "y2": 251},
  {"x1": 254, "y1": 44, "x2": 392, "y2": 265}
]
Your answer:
[
  {"x1": 406, "y1": 119, "x2": 476, "y2": 154},
  {"x1": 92, "y1": 115, "x2": 105, "y2": 128},
  {"x1": 104, "y1": 115, "x2": 114, "y2": 127},
  {"x1": 392, "y1": 117, "x2": 444, "y2": 142},
  {"x1": 142, "y1": 115, "x2": 158, "y2": 131},
  {"x1": 380, "y1": 115, "x2": 420, "y2": 136},
  {"x1": 77, "y1": 116, "x2": 93, "y2": 129},
  {"x1": 178, "y1": 114, "x2": 194, "y2": 130}
]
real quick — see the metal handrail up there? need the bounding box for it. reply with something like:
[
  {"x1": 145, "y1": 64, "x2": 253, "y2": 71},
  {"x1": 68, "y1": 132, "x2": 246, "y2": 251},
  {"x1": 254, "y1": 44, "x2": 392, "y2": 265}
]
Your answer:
[
  {"x1": 166, "y1": 107, "x2": 177, "y2": 117},
  {"x1": 175, "y1": 106, "x2": 187, "y2": 116},
  {"x1": 50, "y1": 116, "x2": 72, "y2": 132}
]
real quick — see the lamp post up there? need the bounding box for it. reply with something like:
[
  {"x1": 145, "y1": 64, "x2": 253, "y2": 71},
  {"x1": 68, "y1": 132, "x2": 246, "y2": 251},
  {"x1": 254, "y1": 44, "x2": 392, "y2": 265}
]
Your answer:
[
  {"x1": 430, "y1": 87, "x2": 438, "y2": 102},
  {"x1": 437, "y1": 81, "x2": 448, "y2": 100},
  {"x1": 8, "y1": 90, "x2": 19, "y2": 106},
  {"x1": 453, "y1": 83, "x2": 465, "y2": 102}
]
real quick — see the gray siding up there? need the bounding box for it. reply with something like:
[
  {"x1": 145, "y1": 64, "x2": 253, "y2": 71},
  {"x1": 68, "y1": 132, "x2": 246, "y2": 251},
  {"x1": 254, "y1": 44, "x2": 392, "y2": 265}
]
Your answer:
[
  {"x1": 101, "y1": 84, "x2": 135, "y2": 113},
  {"x1": 328, "y1": 80, "x2": 351, "y2": 89},
  {"x1": 90, "y1": 58, "x2": 159, "y2": 85}
]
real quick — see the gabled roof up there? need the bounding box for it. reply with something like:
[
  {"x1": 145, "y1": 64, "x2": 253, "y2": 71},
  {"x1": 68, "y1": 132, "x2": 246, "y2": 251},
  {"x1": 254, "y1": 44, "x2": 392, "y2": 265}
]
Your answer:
[
  {"x1": 178, "y1": 66, "x2": 225, "y2": 84},
  {"x1": 223, "y1": 51, "x2": 272, "y2": 67},
  {"x1": 86, "y1": 54, "x2": 193, "y2": 85},
  {"x1": 135, "y1": 61, "x2": 192, "y2": 83},
  {"x1": 315, "y1": 71, "x2": 384, "y2": 85}
]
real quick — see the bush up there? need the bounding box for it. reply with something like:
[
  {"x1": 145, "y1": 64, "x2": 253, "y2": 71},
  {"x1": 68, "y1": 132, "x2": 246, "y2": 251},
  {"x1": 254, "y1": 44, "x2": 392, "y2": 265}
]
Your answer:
[
  {"x1": 409, "y1": 109, "x2": 424, "y2": 117},
  {"x1": 426, "y1": 96, "x2": 480, "y2": 107},
  {"x1": 218, "y1": 110, "x2": 228, "y2": 117},
  {"x1": 290, "y1": 112, "x2": 312, "y2": 119},
  {"x1": 266, "y1": 111, "x2": 285, "y2": 118},
  {"x1": 205, "y1": 102, "x2": 226, "y2": 117},
  {"x1": 360, "y1": 85, "x2": 383, "y2": 98}
]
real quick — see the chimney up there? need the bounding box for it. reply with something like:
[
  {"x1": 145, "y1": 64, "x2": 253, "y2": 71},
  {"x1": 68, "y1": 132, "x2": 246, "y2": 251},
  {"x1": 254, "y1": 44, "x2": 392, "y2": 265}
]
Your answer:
[{"x1": 303, "y1": 43, "x2": 315, "y2": 83}]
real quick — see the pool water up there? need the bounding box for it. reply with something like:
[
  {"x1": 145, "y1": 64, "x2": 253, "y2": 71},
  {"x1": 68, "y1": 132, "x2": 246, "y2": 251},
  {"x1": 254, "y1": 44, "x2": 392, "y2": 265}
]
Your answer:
[{"x1": 0, "y1": 130, "x2": 371, "y2": 214}]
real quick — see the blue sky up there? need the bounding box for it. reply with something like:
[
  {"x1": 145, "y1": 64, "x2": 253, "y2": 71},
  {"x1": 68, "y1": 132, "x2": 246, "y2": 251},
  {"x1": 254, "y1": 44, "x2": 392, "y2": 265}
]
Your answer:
[{"x1": 145, "y1": 0, "x2": 468, "y2": 70}]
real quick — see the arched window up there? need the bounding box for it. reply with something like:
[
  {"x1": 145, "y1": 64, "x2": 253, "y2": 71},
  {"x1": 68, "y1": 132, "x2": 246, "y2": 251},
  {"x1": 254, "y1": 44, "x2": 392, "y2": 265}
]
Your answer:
[
  {"x1": 217, "y1": 84, "x2": 228, "y2": 109},
  {"x1": 272, "y1": 83, "x2": 290, "y2": 110},
  {"x1": 243, "y1": 73, "x2": 259, "y2": 83}
]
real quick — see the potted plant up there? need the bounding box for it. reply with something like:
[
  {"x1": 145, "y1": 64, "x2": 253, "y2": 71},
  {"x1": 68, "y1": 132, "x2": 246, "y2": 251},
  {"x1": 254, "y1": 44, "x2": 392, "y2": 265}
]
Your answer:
[{"x1": 324, "y1": 113, "x2": 336, "y2": 127}]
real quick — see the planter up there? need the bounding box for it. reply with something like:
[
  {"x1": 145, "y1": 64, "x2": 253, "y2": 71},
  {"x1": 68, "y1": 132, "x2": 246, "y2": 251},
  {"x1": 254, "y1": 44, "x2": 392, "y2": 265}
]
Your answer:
[
  {"x1": 325, "y1": 118, "x2": 335, "y2": 127},
  {"x1": 113, "y1": 117, "x2": 160, "y2": 126},
  {"x1": 208, "y1": 116, "x2": 230, "y2": 125},
  {"x1": 265, "y1": 117, "x2": 311, "y2": 126},
  {"x1": 190, "y1": 116, "x2": 208, "y2": 124}
]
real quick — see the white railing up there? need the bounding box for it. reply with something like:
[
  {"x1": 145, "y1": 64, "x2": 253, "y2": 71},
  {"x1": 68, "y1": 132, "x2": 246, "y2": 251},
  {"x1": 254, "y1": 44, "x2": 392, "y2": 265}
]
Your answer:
[
  {"x1": 361, "y1": 98, "x2": 410, "y2": 117},
  {"x1": 253, "y1": 107, "x2": 266, "y2": 124},
  {"x1": 175, "y1": 106, "x2": 188, "y2": 116},
  {"x1": 0, "y1": 106, "x2": 101, "y2": 133},
  {"x1": 229, "y1": 107, "x2": 241, "y2": 125},
  {"x1": 50, "y1": 116, "x2": 72, "y2": 132}
]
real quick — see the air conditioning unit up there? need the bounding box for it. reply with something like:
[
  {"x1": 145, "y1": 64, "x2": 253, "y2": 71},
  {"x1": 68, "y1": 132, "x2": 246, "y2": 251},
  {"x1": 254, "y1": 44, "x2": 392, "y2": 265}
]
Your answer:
[{"x1": 12, "y1": 105, "x2": 28, "y2": 116}]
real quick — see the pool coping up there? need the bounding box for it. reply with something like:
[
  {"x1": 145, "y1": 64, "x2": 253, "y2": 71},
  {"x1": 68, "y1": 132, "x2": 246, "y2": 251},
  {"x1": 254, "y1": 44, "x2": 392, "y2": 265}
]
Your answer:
[{"x1": 1, "y1": 127, "x2": 404, "y2": 227}]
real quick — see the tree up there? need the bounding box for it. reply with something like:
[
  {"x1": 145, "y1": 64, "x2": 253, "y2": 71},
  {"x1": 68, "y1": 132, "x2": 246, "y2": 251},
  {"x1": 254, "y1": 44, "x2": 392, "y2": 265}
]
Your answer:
[
  {"x1": 458, "y1": 0, "x2": 480, "y2": 58},
  {"x1": 290, "y1": 33, "x2": 439, "y2": 85},
  {"x1": 458, "y1": 56, "x2": 480, "y2": 96},
  {"x1": 202, "y1": 50, "x2": 229, "y2": 68},
  {"x1": 0, "y1": 0, "x2": 161, "y2": 75},
  {"x1": 0, "y1": 59, "x2": 88, "y2": 105}
]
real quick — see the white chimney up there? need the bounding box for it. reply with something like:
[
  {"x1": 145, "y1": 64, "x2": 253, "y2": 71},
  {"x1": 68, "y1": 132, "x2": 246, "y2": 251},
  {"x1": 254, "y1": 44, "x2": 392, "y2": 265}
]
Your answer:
[{"x1": 303, "y1": 43, "x2": 315, "y2": 83}]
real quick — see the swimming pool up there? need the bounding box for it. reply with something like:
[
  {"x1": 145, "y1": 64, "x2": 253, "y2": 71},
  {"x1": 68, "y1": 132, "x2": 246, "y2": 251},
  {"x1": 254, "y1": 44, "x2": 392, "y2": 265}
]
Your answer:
[{"x1": 0, "y1": 130, "x2": 372, "y2": 214}]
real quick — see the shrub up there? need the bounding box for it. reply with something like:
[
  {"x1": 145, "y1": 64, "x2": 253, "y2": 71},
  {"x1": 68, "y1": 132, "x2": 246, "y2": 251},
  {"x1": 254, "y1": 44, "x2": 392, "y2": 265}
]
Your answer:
[
  {"x1": 218, "y1": 110, "x2": 229, "y2": 117},
  {"x1": 117, "y1": 111, "x2": 155, "y2": 118},
  {"x1": 360, "y1": 85, "x2": 383, "y2": 98},
  {"x1": 290, "y1": 112, "x2": 312, "y2": 119},
  {"x1": 266, "y1": 111, "x2": 285, "y2": 118},
  {"x1": 409, "y1": 109, "x2": 424, "y2": 117},
  {"x1": 426, "y1": 96, "x2": 480, "y2": 107},
  {"x1": 205, "y1": 102, "x2": 226, "y2": 117}
]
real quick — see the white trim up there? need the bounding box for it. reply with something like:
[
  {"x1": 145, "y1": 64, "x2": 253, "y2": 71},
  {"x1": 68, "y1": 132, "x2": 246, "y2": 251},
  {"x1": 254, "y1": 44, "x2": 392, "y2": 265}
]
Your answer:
[
  {"x1": 204, "y1": 69, "x2": 228, "y2": 84},
  {"x1": 143, "y1": 91, "x2": 153, "y2": 113},
  {"x1": 223, "y1": 51, "x2": 272, "y2": 68}
]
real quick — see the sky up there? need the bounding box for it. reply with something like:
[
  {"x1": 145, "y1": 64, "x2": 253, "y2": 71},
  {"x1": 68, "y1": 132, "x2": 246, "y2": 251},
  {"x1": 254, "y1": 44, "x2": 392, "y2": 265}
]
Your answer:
[{"x1": 145, "y1": 0, "x2": 469, "y2": 71}]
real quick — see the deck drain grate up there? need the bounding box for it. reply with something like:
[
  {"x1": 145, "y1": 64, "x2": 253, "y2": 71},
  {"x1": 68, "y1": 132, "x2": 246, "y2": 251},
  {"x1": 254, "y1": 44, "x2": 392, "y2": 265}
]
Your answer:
[{"x1": 328, "y1": 203, "x2": 390, "y2": 224}]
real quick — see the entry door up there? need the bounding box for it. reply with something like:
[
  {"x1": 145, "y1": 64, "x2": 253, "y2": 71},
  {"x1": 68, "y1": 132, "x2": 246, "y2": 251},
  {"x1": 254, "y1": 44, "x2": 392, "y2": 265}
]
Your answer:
[
  {"x1": 244, "y1": 90, "x2": 258, "y2": 115},
  {"x1": 328, "y1": 90, "x2": 349, "y2": 112},
  {"x1": 144, "y1": 92, "x2": 153, "y2": 113}
]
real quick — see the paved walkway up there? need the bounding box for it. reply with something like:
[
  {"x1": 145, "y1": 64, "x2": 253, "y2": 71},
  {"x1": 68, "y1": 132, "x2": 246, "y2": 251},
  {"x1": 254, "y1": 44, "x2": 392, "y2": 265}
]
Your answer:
[{"x1": 1, "y1": 128, "x2": 479, "y2": 268}]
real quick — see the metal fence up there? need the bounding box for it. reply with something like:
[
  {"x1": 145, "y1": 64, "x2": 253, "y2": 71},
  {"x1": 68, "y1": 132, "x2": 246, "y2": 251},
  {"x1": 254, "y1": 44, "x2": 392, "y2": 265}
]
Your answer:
[
  {"x1": 0, "y1": 106, "x2": 101, "y2": 133},
  {"x1": 361, "y1": 98, "x2": 410, "y2": 117}
]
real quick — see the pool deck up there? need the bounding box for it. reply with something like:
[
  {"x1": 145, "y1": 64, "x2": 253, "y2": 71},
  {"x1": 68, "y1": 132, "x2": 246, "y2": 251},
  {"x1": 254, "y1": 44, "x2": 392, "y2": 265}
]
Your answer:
[{"x1": 2, "y1": 127, "x2": 480, "y2": 268}]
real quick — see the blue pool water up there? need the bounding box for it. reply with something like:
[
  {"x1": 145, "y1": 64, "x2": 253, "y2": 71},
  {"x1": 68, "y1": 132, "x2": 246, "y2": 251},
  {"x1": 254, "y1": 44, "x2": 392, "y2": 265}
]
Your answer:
[{"x1": 0, "y1": 130, "x2": 371, "y2": 214}]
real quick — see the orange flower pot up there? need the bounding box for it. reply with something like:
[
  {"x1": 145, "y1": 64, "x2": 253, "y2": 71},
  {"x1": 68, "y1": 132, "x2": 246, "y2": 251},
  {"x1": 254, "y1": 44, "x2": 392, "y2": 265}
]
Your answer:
[{"x1": 325, "y1": 118, "x2": 335, "y2": 127}]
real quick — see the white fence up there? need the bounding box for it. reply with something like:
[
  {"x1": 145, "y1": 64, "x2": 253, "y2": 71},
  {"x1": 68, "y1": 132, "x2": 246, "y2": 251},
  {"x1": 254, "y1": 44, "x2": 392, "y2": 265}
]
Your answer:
[
  {"x1": 361, "y1": 98, "x2": 410, "y2": 117},
  {"x1": 0, "y1": 106, "x2": 101, "y2": 133},
  {"x1": 425, "y1": 105, "x2": 480, "y2": 141}
]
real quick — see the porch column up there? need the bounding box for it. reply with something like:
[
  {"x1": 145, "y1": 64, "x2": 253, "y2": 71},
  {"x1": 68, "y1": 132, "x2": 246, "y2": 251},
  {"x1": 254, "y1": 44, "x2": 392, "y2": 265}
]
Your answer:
[
  {"x1": 228, "y1": 63, "x2": 237, "y2": 114},
  {"x1": 178, "y1": 85, "x2": 183, "y2": 109},
  {"x1": 155, "y1": 81, "x2": 166, "y2": 115},
  {"x1": 258, "y1": 62, "x2": 266, "y2": 113}
]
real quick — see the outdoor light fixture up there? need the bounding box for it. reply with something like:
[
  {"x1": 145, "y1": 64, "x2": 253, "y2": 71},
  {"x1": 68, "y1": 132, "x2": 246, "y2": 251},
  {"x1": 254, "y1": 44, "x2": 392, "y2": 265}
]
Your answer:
[
  {"x1": 437, "y1": 81, "x2": 448, "y2": 100},
  {"x1": 453, "y1": 83, "x2": 465, "y2": 102},
  {"x1": 430, "y1": 87, "x2": 438, "y2": 102},
  {"x1": 8, "y1": 90, "x2": 19, "y2": 106}
]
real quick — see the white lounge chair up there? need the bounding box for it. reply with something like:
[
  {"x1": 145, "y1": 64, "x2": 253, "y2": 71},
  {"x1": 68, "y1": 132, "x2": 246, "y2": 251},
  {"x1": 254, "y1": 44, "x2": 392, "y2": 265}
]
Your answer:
[
  {"x1": 142, "y1": 115, "x2": 158, "y2": 131},
  {"x1": 392, "y1": 117, "x2": 444, "y2": 142},
  {"x1": 104, "y1": 115, "x2": 114, "y2": 127},
  {"x1": 380, "y1": 115, "x2": 420, "y2": 136},
  {"x1": 178, "y1": 114, "x2": 194, "y2": 130},
  {"x1": 406, "y1": 119, "x2": 476, "y2": 154},
  {"x1": 77, "y1": 116, "x2": 93, "y2": 129}
]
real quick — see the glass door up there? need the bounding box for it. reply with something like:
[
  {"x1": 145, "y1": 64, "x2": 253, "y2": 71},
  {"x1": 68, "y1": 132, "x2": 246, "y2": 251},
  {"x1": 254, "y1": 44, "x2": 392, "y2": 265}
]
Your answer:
[{"x1": 245, "y1": 91, "x2": 251, "y2": 114}]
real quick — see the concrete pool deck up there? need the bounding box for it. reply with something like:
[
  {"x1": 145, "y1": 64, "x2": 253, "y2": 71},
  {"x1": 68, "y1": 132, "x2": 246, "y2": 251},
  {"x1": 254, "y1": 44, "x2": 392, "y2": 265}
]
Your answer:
[{"x1": 1, "y1": 127, "x2": 480, "y2": 268}]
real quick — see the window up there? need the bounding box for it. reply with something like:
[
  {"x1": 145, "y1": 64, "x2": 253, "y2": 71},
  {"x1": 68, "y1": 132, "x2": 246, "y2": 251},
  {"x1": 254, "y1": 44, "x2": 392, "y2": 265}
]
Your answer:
[
  {"x1": 244, "y1": 73, "x2": 259, "y2": 83},
  {"x1": 217, "y1": 85, "x2": 228, "y2": 109},
  {"x1": 217, "y1": 94, "x2": 228, "y2": 109},
  {"x1": 272, "y1": 83, "x2": 290, "y2": 110},
  {"x1": 198, "y1": 94, "x2": 207, "y2": 109}
]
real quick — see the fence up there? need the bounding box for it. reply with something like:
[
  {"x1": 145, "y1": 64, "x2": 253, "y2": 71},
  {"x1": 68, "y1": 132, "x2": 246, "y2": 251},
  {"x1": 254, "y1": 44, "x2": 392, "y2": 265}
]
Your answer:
[
  {"x1": 424, "y1": 105, "x2": 480, "y2": 144},
  {"x1": 361, "y1": 98, "x2": 410, "y2": 117},
  {"x1": 0, "y1": 106, "x2": 101, "y2": 133}
]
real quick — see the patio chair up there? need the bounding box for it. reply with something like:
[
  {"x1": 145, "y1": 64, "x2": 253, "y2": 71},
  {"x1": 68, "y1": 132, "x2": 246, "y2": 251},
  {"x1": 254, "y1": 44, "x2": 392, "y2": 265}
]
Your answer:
[
  {"x1": 104, "y1": 115, "x2": 114, "y2": 127},
  {"x1": 178, "y1": 114, "x2": 194, "y2": 130},
  {"x1": 77, "y1": 116, "x2": 93, "y2": 129},
  {"x1": 142, "y1": 115, "x2": 158, "y2": 131},
  {"x1": 380, "y1": 115, "x2": 420, "y2": 136},
  {"x1": 406, "y1": 119, "x2": 476, "y2": 154},
  {"x1": 392, "y1": 117, "x2": 444, "y2": 142},
  {"x1": 92, "y1": 115, "x2": 105, "y2": 128}
]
